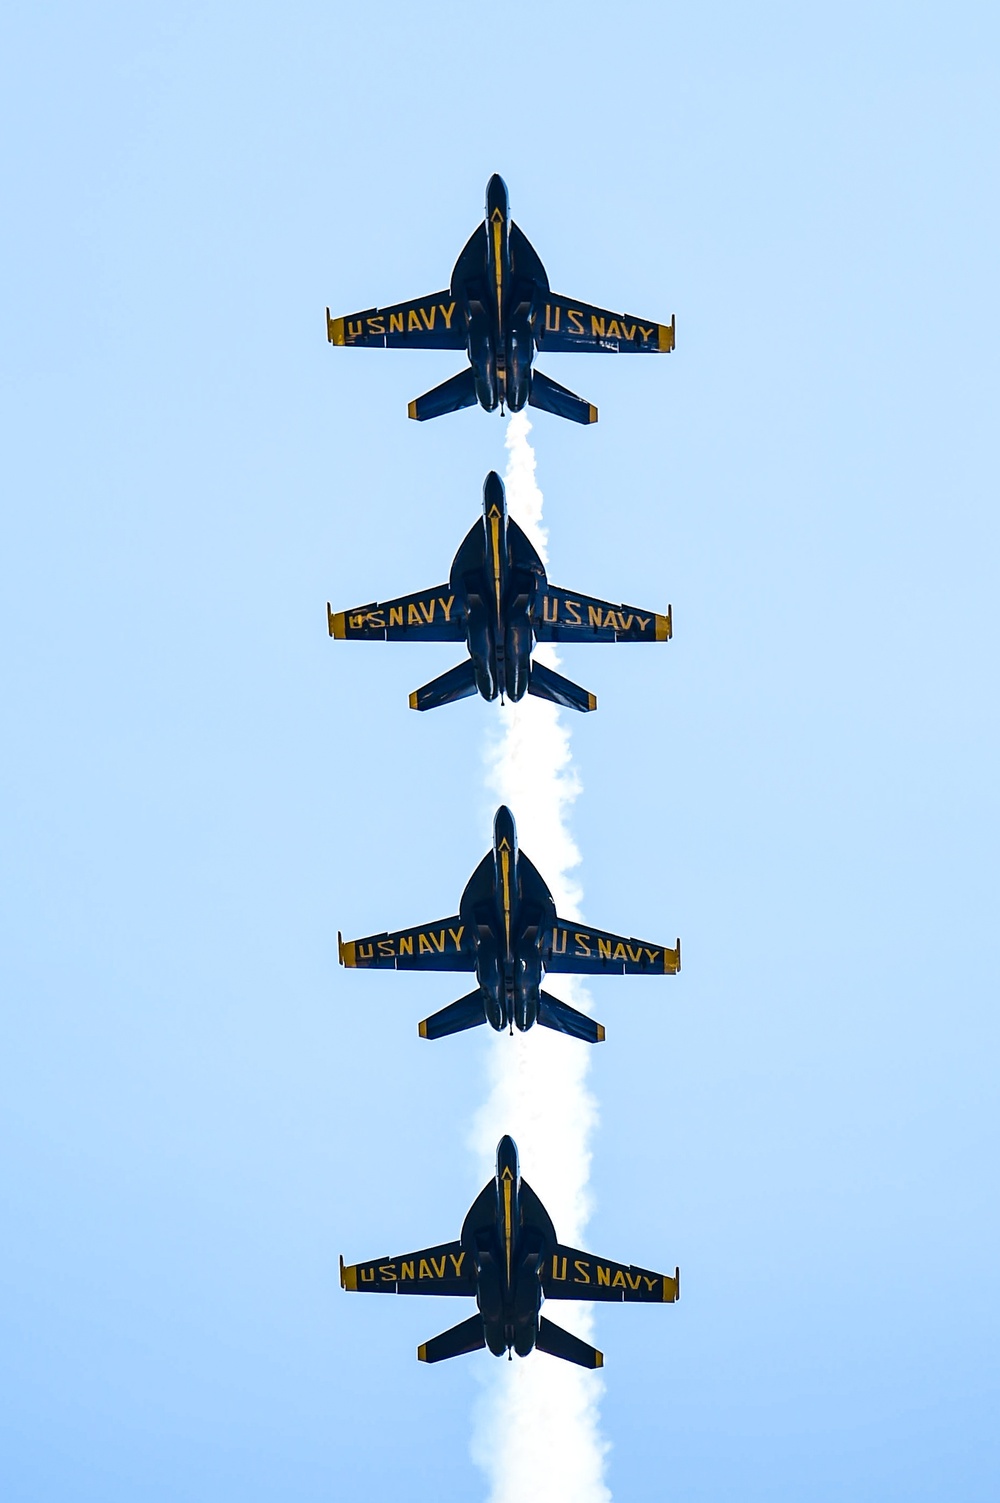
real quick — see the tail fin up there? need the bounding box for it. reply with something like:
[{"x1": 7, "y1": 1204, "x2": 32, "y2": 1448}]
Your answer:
[
  {"x1": 528, "y1": 660, "x2": 597, "y2": 713},
  {"x1": 408, "y1": 367, "x2": 478, "y2": 421},
  {"x1": 535, "y1": 1316, "x2": 604, "y2": 1369},
  {"x1": 418, "y1": 1314, "x2": 487, "y2": 1364},
  {"x1": 538, "y1": 992, "x2": 605, "y2": 1044},
  {"x1": 528, "y1": 369, "x2": 598, "y2": 425},
  {"x1": 410, "y1": 659, "x2": 479, "y2": 711},
  {"x1": 419, "y1": 990, "x2": 486, "y2": 1040}
]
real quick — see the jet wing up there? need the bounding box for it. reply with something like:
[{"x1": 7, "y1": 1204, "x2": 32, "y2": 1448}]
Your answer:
[
  {"x1": 340, "y1": 1242, "x2": 477, "y2": 1296},
  {"x1": 534, "y1": 588, "x2": 671, "y2": 643},
  {"x1": 542, "y1": 1245, "x2": 679, "y2": 1303},
  {"x1": 544, "y1": 922, "x2": 680, "y2": 976},
  {"x1": 326, "y1": 292, "x2": 466, "y2": 349},
  {"x1": 328, "y1": 587, "x2": 465, "y2": 642},
  {"x1": 339, "y1": 917, "x2": 476, "y2": 972},
  {"x1": 535, "y1": 297, "x2": 674, "y2": 354}
]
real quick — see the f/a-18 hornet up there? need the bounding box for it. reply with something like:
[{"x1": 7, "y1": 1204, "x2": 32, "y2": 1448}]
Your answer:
[
  {"x1": 326, "y1": 174, "x2": 674, "y2": 425},
  {"x1": 328, "y1": 470, "x2": 671, "y2": 714},
  {"x1": 340, "y1": 1134, "x2": 679, "y2": 1368},
  {"x1": 338, "y1": 805, "x2": 680, "y2": 1044}
]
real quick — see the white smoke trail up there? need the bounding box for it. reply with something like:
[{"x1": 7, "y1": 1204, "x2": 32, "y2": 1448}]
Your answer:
[{"x1": 469, "y1": 412, "x2": 610, "y2": 1503}]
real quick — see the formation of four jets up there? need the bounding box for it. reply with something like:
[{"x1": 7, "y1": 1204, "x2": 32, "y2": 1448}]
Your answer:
[{"x1": 330, "y1": 178, "x2": 679, "y2": 1368}]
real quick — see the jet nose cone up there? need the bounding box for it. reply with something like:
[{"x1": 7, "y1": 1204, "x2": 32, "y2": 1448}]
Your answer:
[
  {"x1": 486, "y1": 173, "x2": 510, "y2": 221},
  {"x1": 483, "y1": 470, "x2": 506, "y2": 514},
  {"x1": 493, "y1": 805, "x2": 517, "y2": 852},
  {"x1": 496, "y1": 1135, "x2": 520, "y2": 1180}
]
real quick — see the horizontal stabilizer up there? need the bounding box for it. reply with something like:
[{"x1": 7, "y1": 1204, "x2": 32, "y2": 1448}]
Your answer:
[
  {"x1": 537, "y1": 992, "x2": 605, "y2": 1044},
  {"x1": 528, "y1": 660, "x2": 597, "y2": 714},
  {"x1": 535, "y1": 1316, "x2": 604, "y2": 1369},
  {"x1": 418, "y1": 1314, "x2": 487, "y2": 1364},
  {"x1": 408, "y1": 367, "x2": 478, "y2": 421},
  {"x1": 528, "y1": 368, "x2": 598, "y2": 426},
  {"x1": 419, "y1": 990, "x2": 487, "y2": 1040},
  {"x1": 410, "y1": 659, "x2": 479, "y2": 712}
]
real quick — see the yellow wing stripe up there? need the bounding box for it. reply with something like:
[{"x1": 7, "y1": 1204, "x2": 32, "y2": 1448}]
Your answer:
[
  {"x1": 595, "y1": 1351, "x2": 605, "y2": 1368},
  {"x1": 339, "y1": 933, "x2": 357, "y2": 968},
  {"x1": 328, "y1": 605, "x2": 345, "y2": 639},
  {"x1": 655, "y1": 607, "x2": 673, "y2": 642},
  {"x1": 417, "y1": 1343, "x2": 429, "y2": 1362},
  {"x1": 664, "y1": 938, "x2": 681, "y2": 975},
  {"x1": 658, "y1": 315, "x2": 676, "y2": 352},
  {"x1": 587, "y1": 404, "x2": 599, "y2": 424},
  {"x1": 340, "y1": 1257, "x2": 358, "y2": 1291},
  {"x1": 407, "y1": 399, "x2": 419, "y2": 421},
  {"x1": 663, "y1": 1266, "x2": 681, "y2": 1302},
  {"x1": 326, "y1": 309, "x2": 346, "y2": 345}
]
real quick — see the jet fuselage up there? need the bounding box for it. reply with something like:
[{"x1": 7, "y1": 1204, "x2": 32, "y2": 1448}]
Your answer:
[
  {"x1": 459, "y1": 805, "x2": 556, "y2": 1033},
  {"x1": 451, "y1": 173, "x2": 546, "y2": 415},
  {"x1": 461, "y1": 1135, "x2": 553, "y2": 1358},
  {"x1": 450, "y1": 470, "x2": 543, "y2": 704}
]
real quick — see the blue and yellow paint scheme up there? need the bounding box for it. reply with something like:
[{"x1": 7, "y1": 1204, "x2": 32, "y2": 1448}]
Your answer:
[
  {"x1": 338, "y1": 805, "x2": 680, "y2": 1043},
  {"x1": 340, "y1": 1135, "x2": 679, "y2": 1368},
  {"x1": 328, "y1": 471, "x2": 672, "y2": 713},
  {"x1": 326, "y1": 174, "x2": 675, "y2": 424}
]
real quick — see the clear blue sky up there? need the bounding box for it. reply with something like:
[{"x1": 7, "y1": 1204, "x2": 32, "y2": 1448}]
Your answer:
[{"x1": 2, "y1": 2, "x2": 998, "y2": 1499}]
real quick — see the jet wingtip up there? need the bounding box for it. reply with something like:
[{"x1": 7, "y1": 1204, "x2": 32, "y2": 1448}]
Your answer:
[
  {"x1": 407, "y1": 399, "x2": 419, "y2": 421},
  {"x1": 417, "y1": 1343, "x2": 429, "y2": 1363},
  {"x1": 596, "y1": 1023, "x2": 606, "y2": 1043},
  {"x1": 326, "y1": 309, "x2": 345, "y2": 346},
  {"x1": 418, "y1": 1019, "x2": 429, "y2": 1039},
  {"x1": 408, "y1": 690, "x2": 420, "y2": 710},
  {"x1": 328, "y1": 605, "x2": 346, "y2": 639},
  {"x1": 594, "y1": 1350, "x2": 605, "y2": 1369},
  {"x1": 588, "y1": 404, "x2": 599, "y2": 424}
]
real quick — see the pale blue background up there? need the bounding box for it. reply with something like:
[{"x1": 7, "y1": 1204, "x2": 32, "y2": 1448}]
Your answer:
[{"x1": 2, "y1": 2, "x2": 998, "y2": 1499}]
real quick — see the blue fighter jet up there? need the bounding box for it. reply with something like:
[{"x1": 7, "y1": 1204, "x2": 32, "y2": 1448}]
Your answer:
[
  {"x1": 328, "y1": 471, "x2": 672, "y2": 713},
  {"x1": 340, "y1": 1135, "x2": 680, "y2": 1368},
  {"x1": 338, "y1": 805, "x2": 680, "y2": 1044},
  {"x1": 326, "y1": 175, "x2": 675, "y2": 424}
]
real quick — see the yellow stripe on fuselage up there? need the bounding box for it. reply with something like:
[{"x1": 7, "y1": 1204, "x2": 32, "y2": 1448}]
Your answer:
[
  {"x1": 491, "y1": 211, "x2": 504, "y2": 328},
  {"x1": 500, "y1": 849, "x2": 511, "y2": 952},
  {"x1": 503, "y1": 1175, "x2": 513, "y2": 1284},
  {"x1": 490, "y1": 512, "x2": 502, "y2": 618}
]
